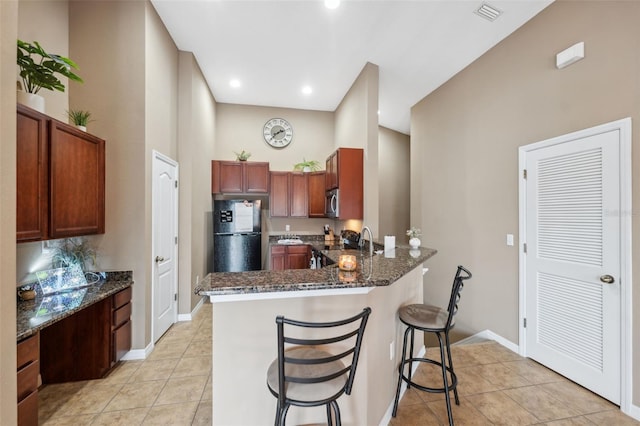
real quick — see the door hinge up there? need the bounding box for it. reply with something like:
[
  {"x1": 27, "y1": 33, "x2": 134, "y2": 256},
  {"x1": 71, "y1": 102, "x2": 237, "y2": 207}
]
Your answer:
[
  {"x1": 174, "y1": 180, "x2": 178, "y2": 188},
  {"x1": 175, "y1": 236, "x2": 178, "y2": 244},
  {"x1": 523, "y1": 243, "x2": 527, "y2": 253},
  {"x1": 523, "y1": 169, "x2": 527, "y2": 179},
  {"x1": 523, "y1": 318, "x2": 527, "y2": 328},
  {"x1": 174, "y1": 293, "x2": 177, "y2": 301}
]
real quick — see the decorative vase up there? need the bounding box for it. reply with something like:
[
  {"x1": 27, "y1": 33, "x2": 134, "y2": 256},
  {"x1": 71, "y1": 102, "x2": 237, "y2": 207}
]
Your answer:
[
  {"x1": 409, "y1": 237, "x2": 421, "y2": 249},
  {"x1": 76, "y1": 125, "x2": 87, "y2": 132},
  {"x1": 17, "y1": 91, "x2": 45, "y2": 113},
  {"x1": 303, "y1": 166, "x2": 311, "y2": 173}
]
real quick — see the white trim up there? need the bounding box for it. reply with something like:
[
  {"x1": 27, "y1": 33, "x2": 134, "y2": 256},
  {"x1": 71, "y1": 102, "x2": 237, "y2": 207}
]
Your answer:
[
  {"x1": 207, "y1": 286, "x2": 374, "y2": 303},
  {"x1": 518, "y1": 118, "x2": 633, "y2": 410},
  {"x1": 626, "y1": 403, "x2": 640, "y2": 422},
  {"x1": 151, "y1": 150, "x2": 180, "y2": 344},
  {"x1": 454, "y1": 329, "x2": 519, "y2": 354},
  {"x1": 378, "y1": 345, "x2": 426, "y2": 426},
  {"x1": 178, "y1": 296, "x2": 205, "y2": 322},
  {"x1": 120, "y1": 341, "x2": 154, "y2": 361}
]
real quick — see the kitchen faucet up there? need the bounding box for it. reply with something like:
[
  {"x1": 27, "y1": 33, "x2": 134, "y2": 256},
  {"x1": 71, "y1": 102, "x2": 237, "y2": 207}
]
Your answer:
[{"x1": 359, "y1": 225, "x2": 374, "y2": 257}]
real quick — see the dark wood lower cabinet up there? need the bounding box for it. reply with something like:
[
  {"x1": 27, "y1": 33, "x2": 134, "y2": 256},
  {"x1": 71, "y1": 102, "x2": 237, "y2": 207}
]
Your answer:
[
  {"x1": 17, "y1": 333, "x2": 39, "y2": 426},
  {"x1": 40, "y1": 287, "x2": 132, "y2": 384},
  {"x1": 270, "y1": 245, "x2": 311, "y2": 270}
]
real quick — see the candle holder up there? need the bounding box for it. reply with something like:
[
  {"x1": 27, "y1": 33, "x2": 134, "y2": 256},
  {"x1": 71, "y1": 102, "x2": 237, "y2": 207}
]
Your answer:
[{"x1": 338, "y1": 255, "x2": 357, "y2": 271}]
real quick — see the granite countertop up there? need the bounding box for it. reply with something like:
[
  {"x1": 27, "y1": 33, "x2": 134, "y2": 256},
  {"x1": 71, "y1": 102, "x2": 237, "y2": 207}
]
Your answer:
[
  {"x1": 196, "y1": 236, "x2": 436, "y2": 296},
  {"x1": 17, "y1": 271, "x2": 134, "y2": 342}
]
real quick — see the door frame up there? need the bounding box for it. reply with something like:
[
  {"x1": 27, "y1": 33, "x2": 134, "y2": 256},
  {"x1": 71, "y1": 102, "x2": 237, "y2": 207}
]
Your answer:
[
  {"x1": 518, "y1": 118, "x2": 632, "y2": 412},
  {"x1": 151, "y1": 150, "x2": 179, "y2": 344}
]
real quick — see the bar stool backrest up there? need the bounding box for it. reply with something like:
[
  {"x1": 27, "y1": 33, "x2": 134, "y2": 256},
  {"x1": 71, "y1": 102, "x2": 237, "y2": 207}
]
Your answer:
[
  {"x1": 445, "y1": 265, "x2": 473, "y2": 330},
  {"x1": 275, "y1": 307, "x2": 372, "y2": 409}
]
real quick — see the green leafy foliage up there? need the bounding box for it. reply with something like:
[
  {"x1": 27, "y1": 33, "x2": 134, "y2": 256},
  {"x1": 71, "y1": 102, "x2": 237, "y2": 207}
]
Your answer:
[
  {"x1": 67, "y1": 109, "x2": 93, "y2": 126},
  {"x1": 51, "y1": 238, "x2": 96, "y2": 271},
  {"x1": 17, "y1": 40, "x2": 83, "y2": 94},
  {"x1": 293, "y1": 159, "x2": 321, "y2": 171}
]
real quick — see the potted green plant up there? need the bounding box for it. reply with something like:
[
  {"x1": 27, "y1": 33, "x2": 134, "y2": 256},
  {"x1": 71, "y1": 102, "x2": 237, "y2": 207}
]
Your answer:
[
  {"x1": 293, "y1": 159, "x2": 321, "y2": 172},
  {"x1": 234, "y1": 150, "x2": 251, "y2": 161},
  {"x1": 51, "y1": 237, "x2": 96, "y2": 272},
  {"x1": 67, "y1": 109, "x2": 93, "y2": 131},
  {"x1": 17, "y1": 39, "x2": 83, "y2": 112}
]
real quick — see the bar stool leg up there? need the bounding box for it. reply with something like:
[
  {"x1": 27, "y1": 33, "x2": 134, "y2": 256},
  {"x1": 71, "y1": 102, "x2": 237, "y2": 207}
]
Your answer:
[
  {"x1": 408, "y1": 327, "x2": 415, "y2": 388},
  {"x1": 437, "y1": 332, "x2": 454, "y2": 426},
  {"x1": 326, "y1": 403, "x2": 333, "y2": 426},
  {"x1": 392, "y1": 326, "x2": 412, "y2": 417},
  {"x1": 445, "y1": 330, "x2": 460, "y2": 405},
  {"x1": 331, "y1": 400, "x2": 342, "y2": 426}
]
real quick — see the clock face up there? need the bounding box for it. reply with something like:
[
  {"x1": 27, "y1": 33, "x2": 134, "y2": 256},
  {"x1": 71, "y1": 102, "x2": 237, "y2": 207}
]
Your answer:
[{"x1": 263, "y1": 118, "x2": 293, "y2": 148}]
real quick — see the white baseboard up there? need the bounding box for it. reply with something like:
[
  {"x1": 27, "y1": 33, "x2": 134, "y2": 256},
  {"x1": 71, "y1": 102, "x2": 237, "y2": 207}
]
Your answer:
[
  {"x1": 120, "y1": 341, "x2": 154, "y2": 361},
  {"x1": 456, "y1": 329, "x2": 519, "y2": 354},
  {"x1": 177, "y1": 296, "x2": 205, "y2": 322},
  {"x1": 625, "y1": 402, "x2": 640, "y2": 421},
  {"x1": 378, "y1": 345, "x2": 426, "y2": 426}
]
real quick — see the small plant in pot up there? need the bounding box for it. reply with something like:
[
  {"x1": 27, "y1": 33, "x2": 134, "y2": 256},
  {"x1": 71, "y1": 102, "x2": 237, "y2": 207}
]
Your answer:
[
  {"x1": 67, "y1": 109, "x2": 93, "y2": 131},
  {"x1": 234, "y1": 150, "x2": 251, "y2": 161},
  {"x1": 293, "y1": 159, "x2": 321, "y2": 172},
  {"x1": 50, "y1": 237, "x2": 96, "y2": 272},
  {"x1": 17, "y1": 39, "x2": 83, "y2": 112}
]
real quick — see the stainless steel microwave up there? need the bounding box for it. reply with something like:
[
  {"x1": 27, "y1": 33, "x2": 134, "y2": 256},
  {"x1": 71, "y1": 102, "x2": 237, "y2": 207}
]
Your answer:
[{"x1": 325, "y1": 188, "x2": 339, "y2": 218}]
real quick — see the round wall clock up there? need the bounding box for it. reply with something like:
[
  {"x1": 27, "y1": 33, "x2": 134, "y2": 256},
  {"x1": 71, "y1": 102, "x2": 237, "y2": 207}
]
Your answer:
[{"x1": 263, "y1": 118, "x2": 293, "y2": 148}]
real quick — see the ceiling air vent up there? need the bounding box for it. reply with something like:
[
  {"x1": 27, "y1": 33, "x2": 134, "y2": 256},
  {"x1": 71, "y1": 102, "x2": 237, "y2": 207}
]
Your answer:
[{"x1": 474, "y1": 2, "x2": 502, "y2": 22}]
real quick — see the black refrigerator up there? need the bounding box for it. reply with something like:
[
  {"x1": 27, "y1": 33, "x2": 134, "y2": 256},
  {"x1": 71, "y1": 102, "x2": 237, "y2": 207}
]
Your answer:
[{"x1": 213, "y1": 199, "x2": 262, "y2": 272}]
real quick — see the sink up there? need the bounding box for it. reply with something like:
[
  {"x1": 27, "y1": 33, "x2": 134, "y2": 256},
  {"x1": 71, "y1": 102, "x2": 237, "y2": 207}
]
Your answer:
[{"x1": 277, "y1": 239, "x2": 304, "y2": 245}]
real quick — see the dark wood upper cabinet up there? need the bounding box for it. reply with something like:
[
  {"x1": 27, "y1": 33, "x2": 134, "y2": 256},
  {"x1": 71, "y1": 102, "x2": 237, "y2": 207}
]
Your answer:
[
  {"x1": 269, "y1": 172, "x2": 308, "y2": 218},
  {"x1": 17, "y1": 105, "x2": 48, "y2": 242},
  {"x1": 211, "y1": 160, "x2": 269, "y2": 194},
  {"x1": 325, "y1": 148, "x2": 363, "y2": 220},
  {"x1": 16, "y1": 104, "x2": 106, "y2": 242},
  {"x1": 308, "y1": 171, "x2": 326, "y2": 218}
]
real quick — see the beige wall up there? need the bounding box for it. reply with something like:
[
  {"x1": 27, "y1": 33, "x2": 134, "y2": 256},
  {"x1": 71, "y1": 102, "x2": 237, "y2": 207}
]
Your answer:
[
  {"x1": 378, "y1": 126, "x2": 410, "y2": 242},
  {"x1": 70, "y1": 0, "x2": 150, "y2": 349},
  {"x1": 1, "y1": 1, "x2": 18, "y2": 422},
  {"x1": 411, "y1": 0, "x2": 640, "y2": 405},
  {"x1": 177, "y1": 52, "x2": 217, "y2": 312},
  {"x1": 334, "y1": 63, "x2": 379, "y2": 236}
]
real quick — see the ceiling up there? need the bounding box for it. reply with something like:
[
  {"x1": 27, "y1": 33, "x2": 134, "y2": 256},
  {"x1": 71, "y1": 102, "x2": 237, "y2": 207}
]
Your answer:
[{"x1": 150, "y1": 0, "x2": 554, "y2": 135}]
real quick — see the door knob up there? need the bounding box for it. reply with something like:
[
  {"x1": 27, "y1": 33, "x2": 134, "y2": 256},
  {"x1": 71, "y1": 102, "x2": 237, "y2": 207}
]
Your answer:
[
  {"x1": 600, "y1": 274, "x2": 615, "y2": 284},
  {"x1": 155, "y1": 256, "x2": 165, "y2": 263}
]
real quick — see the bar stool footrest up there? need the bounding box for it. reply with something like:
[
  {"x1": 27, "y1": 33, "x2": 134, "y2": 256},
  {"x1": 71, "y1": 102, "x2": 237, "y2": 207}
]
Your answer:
[{"x1": 399, "y1": 357, "x2": 458, "y2": 395}]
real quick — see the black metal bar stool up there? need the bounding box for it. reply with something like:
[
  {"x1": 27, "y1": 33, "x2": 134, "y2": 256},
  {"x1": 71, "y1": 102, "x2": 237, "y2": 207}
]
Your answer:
[
  {"x1": 266, "y1": 307, "x2": 371, "y2": 426},
  {"x1": 392, "y1": 265, "x2": 472, "y2": 425}
]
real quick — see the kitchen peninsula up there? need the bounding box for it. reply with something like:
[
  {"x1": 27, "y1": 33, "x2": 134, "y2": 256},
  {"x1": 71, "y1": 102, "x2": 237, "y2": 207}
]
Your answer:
[{"x1": 196, "y1": 241, "x2": 436, "y2": 425}]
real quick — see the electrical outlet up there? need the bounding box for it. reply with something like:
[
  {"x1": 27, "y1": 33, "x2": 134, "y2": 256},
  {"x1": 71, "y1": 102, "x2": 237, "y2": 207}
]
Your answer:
[{"x1": 285, "y1": 224, "x2": 290, "y2": 232}]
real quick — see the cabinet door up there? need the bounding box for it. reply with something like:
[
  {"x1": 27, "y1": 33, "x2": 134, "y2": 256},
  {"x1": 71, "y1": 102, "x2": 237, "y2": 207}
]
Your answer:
[
  {"x1": 289, "y1": 173, "x2": 308, "y2": 218},
  {"x1": 269, "y1": 172, "x2": 289, "y2": 217},
  {"x1": 270, "y1": 245, "x2": 286, "y2": 270},
  {"x1": 308, "y1": 171, "x2": 326, "y2": 218},
  {"x1": 325, "y1": 152, "x2": 338, "y2": 190},
  {"x1": 287, "y1": 245, "x2": 310, "y2": 270},
  {"x1": 113, "y1": 320, "x2": 132, "y2": 364},
  {"x1": 49, "y1": 121, "x2": 105, "y2": 239},
  {"x1": 335, "y1": 148, "x2": 363, "y2": 220},
  {"x1": 244, "y1": 162, "x2": 270, "y2": 193},
  {"x1": 215, "y1": 161, "x2": 243, "y2": 193},
  {"x1": 16, "y1": 105, "x2": 48, "y2": 242}
]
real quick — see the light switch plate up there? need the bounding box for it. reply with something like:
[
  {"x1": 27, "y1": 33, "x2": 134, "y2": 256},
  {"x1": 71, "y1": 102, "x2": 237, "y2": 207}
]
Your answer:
[{"x1": 506, "y1": 234, "x2": 514, "y2": 246}]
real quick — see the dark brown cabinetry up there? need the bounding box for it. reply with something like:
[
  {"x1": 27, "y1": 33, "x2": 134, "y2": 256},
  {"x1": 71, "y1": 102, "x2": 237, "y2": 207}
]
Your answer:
[
  {"x1": 16, "y1": 104, "x2": 106, "y2": 242},
  {"x1": 270, "y1": 244, "x2": 311, "y2": 270},
  {"x1": 17, "y1": 333, "x2": 39, "y2": 426},
  {"x1": 211, "y1": 160, "x2": 270, "y2": 194},
  {"x1": 324, "y1": 148, "x2": 363, "y2": 220},
  {"x1": 40, "y1": 287, "x2": 132, "y2": 383},
  {"x1": 269, "y1": 172, "x2": 308, "y2": 218},
  {"x1": 308, "y1": 171, "x2": 326, "y2": 218}
]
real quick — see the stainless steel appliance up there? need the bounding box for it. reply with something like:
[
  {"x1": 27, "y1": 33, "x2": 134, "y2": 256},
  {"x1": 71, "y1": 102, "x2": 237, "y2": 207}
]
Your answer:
[
  {"x1": 213, "y1": 199, "x2": 262, "y2": 272},
  {"x1": 325, "y1": 188, "x2": 339, "y2": 218}
]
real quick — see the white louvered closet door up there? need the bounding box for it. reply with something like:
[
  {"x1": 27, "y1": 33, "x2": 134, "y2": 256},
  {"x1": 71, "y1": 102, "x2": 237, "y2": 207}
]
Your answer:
[{"x1": 525, "y1": 129, "x2": 620, "y2": 404}]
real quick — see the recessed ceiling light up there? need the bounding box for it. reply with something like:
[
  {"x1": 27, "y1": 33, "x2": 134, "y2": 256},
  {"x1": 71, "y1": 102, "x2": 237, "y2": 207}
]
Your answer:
[
  {"x1": 324, "y1": 0, "x2": 340, "y2": 10},
  {"x1": 301, "y1": 86, "x2": 313, "y2": 95},
  {"x1": 229, "y1": 79, "x2": 241, "y2": 88},
  {"x1": 474, "y1": 2, "x2": 502, "y2": 22}
]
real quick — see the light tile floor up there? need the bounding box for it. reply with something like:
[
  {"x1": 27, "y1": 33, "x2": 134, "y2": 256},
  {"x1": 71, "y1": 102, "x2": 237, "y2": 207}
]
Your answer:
[{"x1": 39, "y1": 301, "x2": 638, "y2": 425}]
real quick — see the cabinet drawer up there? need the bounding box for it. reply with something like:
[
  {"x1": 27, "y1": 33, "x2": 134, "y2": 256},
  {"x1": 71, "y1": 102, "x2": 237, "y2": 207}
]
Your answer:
[
  {"x1": 17, "y1": 360, "x2": 39, "y2": 402},
  {"x1": 113, "y1": 320, "x2": 132, "y2": 363},
  {"x1": 17, "y1": 388, "x2": 38, "y2": 426},
  {"x1": 113, "y1": 302, "x2": 131, "y2": 328},
  {"x1": 113, "y1": 287, "x2": 132, "y2": 309},
  {"x1": 17, "y1": 334, "x2": 39, "y2": 370}
]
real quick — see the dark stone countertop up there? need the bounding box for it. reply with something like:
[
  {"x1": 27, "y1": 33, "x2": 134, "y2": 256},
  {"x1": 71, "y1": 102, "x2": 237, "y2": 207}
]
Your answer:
[
  {"x1": 196, "y1": 236, "x2": 436, "y2": 297},
  {"x1": 17, "y1": 271, "x2": 134, "y2": 342}
]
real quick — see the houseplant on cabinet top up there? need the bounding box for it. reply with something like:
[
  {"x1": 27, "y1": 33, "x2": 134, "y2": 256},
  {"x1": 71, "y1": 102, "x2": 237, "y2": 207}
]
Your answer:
[
  {"x1": 67, "y1": 109, "x2": 93, "y2": 131},
  {"x1": 17, "y1": 39, "x2": 83, "y2": 112},
  {"x1": 293, "y1": 159, "x2": 321, "y2": 172}
]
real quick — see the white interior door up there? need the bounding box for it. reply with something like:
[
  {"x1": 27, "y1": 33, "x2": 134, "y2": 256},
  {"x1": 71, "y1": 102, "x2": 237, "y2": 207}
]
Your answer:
[
  {"x1": 152, "y1": 151, "x2": 178, "y2": 343},
  {"x1": 522, "y1": 124, "x2": 624, "y2": 404}
]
